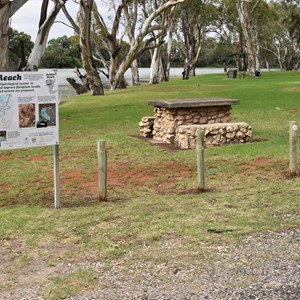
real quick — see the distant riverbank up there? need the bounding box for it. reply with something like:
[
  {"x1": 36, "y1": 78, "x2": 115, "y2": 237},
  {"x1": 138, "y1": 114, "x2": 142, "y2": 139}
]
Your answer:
[
  {"x1": 50, "y1": 67, "x2": 277, "y2": 101},
  {"x1": 48, "y1": 67, "x2": 224, "y2": 101}
]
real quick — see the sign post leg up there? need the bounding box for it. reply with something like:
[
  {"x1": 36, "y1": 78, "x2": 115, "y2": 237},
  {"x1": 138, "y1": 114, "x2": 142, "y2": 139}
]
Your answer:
[{"x1": 54, "y1": 144, "x2": 60, "y2": 209}]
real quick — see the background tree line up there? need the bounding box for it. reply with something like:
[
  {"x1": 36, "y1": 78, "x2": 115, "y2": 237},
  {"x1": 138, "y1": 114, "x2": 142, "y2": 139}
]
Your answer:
[
  {"x1": 2, "y1": 0, "x2": 300, "y2": 95},
  {"x1": 8, "y1": 33, "x2": 240, "y2": 69}
]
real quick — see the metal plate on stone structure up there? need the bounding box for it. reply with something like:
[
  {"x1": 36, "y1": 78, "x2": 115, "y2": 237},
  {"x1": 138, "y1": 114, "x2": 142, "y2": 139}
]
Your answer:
[{"x1": 148, "y1": 98, "x2": 240, "y2": 109}]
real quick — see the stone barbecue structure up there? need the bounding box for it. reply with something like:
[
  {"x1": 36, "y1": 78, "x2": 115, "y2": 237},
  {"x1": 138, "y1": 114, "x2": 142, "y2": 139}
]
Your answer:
[
  {"x1": 139, "y1": 98, "x2": 252, "y2": 149},
  {"x1": 175, "y1": 122, "x2": 252, "y2": 149}
]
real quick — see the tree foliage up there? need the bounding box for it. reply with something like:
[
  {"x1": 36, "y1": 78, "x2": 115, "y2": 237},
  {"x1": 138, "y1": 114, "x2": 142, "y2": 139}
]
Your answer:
[
  {"x1": 40, "y1": 35, "x2": 81, "y2": 68},
  {"x1": 4, "y1": 0, "x2": 300, "y2": 79},
  {"x1": 8, "y1": 29, "x2": 33, "y2": 70}
]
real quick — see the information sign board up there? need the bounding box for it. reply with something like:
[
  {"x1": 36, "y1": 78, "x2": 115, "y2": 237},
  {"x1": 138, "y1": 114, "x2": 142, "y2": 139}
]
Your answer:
[{"x1": 0, "y1": 71, "x2": 59, "y2": 150}]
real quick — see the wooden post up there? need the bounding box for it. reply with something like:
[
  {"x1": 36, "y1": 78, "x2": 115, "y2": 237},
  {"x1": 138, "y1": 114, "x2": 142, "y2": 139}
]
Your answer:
[
  {"x1": 289, "y1": 121, "x2": 298, "y2": 175},
  {"x1": 97, "y1": 140, "x2": 107, "y2": 201},
  {"x1": 196, "y1": 129, "x2": 205, "y2": 191}
]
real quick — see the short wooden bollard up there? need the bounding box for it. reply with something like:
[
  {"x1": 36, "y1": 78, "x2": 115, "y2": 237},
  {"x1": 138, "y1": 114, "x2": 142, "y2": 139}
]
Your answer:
[
  {"x1": 196, "y1": 129, "x2": 205, "y2": 191},
  {"x1": 289, "y1": 121, "x2": 298, "y2": 175},
  {"x1": 97, "y1": 140, "x2": 107, "y2": 201}
]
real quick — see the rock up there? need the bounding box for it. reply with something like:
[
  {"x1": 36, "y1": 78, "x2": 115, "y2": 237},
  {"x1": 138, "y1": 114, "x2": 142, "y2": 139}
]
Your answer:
[{"x1": 226, "y1": 132, "x2": 236, "y2": 139}]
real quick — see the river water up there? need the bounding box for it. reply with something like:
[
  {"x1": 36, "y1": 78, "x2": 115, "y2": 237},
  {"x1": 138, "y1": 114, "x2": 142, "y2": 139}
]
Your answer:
[{"x1": 51, "y1": 68, "x2": 225, "y2": 101}]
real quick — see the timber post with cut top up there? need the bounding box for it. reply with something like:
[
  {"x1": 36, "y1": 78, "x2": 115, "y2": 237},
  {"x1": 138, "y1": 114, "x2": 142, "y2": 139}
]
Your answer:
[
  {"x1": 289, "y1": 121, "x2": 298, "y2": 175},
  {"x1": 97, "y1": 140, "x2": 107, "y2": 201}
]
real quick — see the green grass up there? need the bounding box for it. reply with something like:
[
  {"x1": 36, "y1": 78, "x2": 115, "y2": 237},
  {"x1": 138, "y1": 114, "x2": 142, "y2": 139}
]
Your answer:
[
  {"x1": 0, "y1": 71, "x2": 299, "y2": 297},
  {"x1": 46, "y1": 269, "x2": 97, "y2": 299}
]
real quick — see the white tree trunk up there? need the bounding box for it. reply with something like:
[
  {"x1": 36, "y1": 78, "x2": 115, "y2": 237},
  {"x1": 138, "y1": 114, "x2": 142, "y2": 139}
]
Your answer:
[
  {"x1": 113, "y1": 0, "x2": 185, "y2": 89},
  {"x1": 253, "y1": 26, "x2": 260, "y2": 71},
  {"x1": 165, "y1": 6, "x2": 176, "y2": 81},
  {"x1": 26, "y1": 0, "x2": 64, "y2": 70},
  {"x1": 131, "y1": 59, "x2": 140, "y2": 86},
  {"x1": 0, "y1": 0, "x2": 9, "y2": 71},
  {"x1": 124, "y1": 1, "x2": 140, "y2": 86},
  {"x1": 80, "y1": 0, "x2": 104, "y2": 95},
  {"x1": 265, "y1": 59, "x2": 270, "y2": 72},
  {"x1": 236, "y1": 0, "x2": 256, "y2": 76},
  {"x1": 0, "y1": 0, "x2": 28, "y2": 71},
  {"x1": 149, "y1": 43, "x2": 162, "y2": 84}
]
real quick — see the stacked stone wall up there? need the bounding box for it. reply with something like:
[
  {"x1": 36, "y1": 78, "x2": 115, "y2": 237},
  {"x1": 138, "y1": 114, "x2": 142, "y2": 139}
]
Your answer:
[
  {"x1": 139, "y1": 116, "x2": 155, "y2": 138},
  {"x1": 175, "y1": 122, "x2": 252, "y2": 149},
  {"x1": 152, "y1": 106, "x2": 232, "y2": 144}
]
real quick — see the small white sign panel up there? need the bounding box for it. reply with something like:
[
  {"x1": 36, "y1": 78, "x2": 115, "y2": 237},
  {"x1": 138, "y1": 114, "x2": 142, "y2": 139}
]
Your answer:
[{"x1": 0, "y1": 71, "x2": 59, "y2": 150}]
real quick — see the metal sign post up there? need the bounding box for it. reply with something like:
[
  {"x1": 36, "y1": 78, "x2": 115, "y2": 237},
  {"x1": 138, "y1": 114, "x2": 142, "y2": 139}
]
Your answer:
[
  {"x1": 196, "y1": 129, "x2": 205, "y2": 191},
  {"x1": 54, "y1": 144, "x2": 60, "y2": 209}
]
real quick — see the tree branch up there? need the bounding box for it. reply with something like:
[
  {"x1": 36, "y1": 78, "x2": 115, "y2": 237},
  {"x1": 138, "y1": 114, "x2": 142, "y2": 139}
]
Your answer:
[
  {"x1": 250, "y1": 0, "x2": 261, "y2": 16},
  {"x1": 9, "y1": 0, "x2": 29, "y2": 17},
  {"x1": 62, "y1": 3, "x2": 79, "y2": 34}
]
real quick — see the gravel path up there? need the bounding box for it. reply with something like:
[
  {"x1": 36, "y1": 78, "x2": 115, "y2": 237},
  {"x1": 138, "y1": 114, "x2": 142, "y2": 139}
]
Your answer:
[{"x1": 1, "y1": 230, "x2": 299, "y2": 300}]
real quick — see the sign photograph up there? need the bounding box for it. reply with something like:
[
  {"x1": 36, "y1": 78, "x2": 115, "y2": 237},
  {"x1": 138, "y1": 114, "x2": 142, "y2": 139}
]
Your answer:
[{"x1": 0, "y1": 71, "x2": 59, "y2": 150}]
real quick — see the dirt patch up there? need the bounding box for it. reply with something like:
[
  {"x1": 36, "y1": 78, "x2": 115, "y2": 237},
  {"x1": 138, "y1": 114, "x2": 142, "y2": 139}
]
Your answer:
[
  {"x1": 240, "y1": 164, "x2": 257, "y2": 171},
  {"x1": 0, "y1": 183, "x2": 10, "y2": 192},
  {"x1": 287, "y1": 107, "x2": 300, "y2": 116},
  {"x1": 130, "y1": 135, "x2": 180, "y2": 151},
  {"x1": 0, "y1": 153, "x2": 13, "y2": 161},
  {"x1": 60, "y1": 160, "x2": 195, "y2": 197},
  {"x1": 132, "y1": 135, "x2": 268, "y2": 151},
  {"x1": 252, "y1": 157, "x2": 272, "y2": 165},
  {"x1": 285, "y1": 86, "x2": 300, "y2": 93},
  {"x1": 60, "y1": 155, "x2": 73, "y2": 161},
  {"x1": 281, "y1": 170, "x2": 300, "y2": 180},
  {"x1": 29, "y1": 155, "x2": 46, "y2": 162},
  {"x1": 61, "y1": 170, "x2": 83, "y2": 185},
  {"x1": 249, "y1": 136, "x2": 268, "y2": 143},
  {"x1": 107, "y1": 160, "x2": 194, "y2": 192},
  {"x1": 238, "y1": 157, "x2": 275, "y2": 174},
  {"x1": 63, "y1": 136, "x2": 73, "y2": 140}
]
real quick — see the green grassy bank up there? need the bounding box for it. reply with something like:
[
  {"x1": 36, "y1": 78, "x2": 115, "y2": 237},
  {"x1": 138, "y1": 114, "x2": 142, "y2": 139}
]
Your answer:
[{"x1": 0, "y1": 71, "x2": 299, "y2": 297}]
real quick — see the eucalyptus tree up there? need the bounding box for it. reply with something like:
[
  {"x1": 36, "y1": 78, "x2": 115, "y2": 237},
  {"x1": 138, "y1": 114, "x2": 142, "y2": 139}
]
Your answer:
[
  {"x1": 116, "y1": 0, "x2": 185, "y2": 88},
  {"x1": 283, "y1": 0, "x2": 300, "y2": 44},
  {"x1": 147, "y1": 0, "x2": 168, "y2": 84},
  {"x1": 79, "y1": 0, "x2": 104, "y2": 95},
  {"x1": 235, "y1": 0, "x2": 266, "y2": 76},
  {"x1": 110, "y1": 0, "x2": 185, "y2": 89},
  {"x1": 260, "y1": 0, "x2": 300, "y2": 70},
  {"x1": 123, "y1": 0, "x2": 141, "y2": 85},
  {"x1": 147, "y1": 0, "x2": 178, "y2": 83},
  {"x1": 164, "y1": 4, "x2": 177, "y2": 81},
  {"x1": 26, "y1": 0, "x2": 67, "y2": 70},
  {"x1": 214, "y1": 0, "x2": 241, "y2": 70},
  {"x1": 123, "y1": 0, "x2": 177, "y2": 84},
  {"x1": 67, "y1": 0, "x2": 184, "y2": 90},
  {"x1": 9, "y1": 29, "x2": 34, "y2": 70},
  {"x1": 0, "y1": 0, "x2": 29, "y2": 71},
  {"x1": 176, "y1": 0, "x2": 218, "y2": 80}
]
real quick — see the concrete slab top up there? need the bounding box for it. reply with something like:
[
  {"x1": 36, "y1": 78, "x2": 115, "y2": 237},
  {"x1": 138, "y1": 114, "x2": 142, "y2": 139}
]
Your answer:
[{"x1": 148, "y1": 98, "x2": 240, "y2": 109}]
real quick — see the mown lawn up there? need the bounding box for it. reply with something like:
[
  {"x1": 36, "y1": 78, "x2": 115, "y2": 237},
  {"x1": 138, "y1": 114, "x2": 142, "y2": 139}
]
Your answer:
[{"x1": 0, "y1": 71, "x2": 299, "y2": 297}]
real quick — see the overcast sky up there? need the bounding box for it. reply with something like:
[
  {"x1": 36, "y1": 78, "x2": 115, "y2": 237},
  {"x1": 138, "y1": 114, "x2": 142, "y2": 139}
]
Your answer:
[{"x1": 11, "y1": 1, "x2": 86, "y2": 41}]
